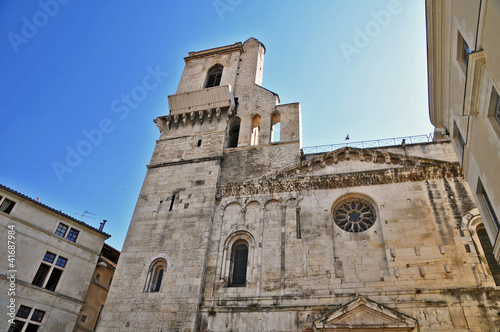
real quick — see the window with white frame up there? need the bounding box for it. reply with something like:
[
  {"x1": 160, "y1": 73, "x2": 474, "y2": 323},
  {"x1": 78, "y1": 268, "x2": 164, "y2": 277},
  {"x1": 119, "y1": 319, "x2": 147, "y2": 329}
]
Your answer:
[
  {"x1": 32, "y1": 251, "x2": 68, "y2": 292},
  {"x1": 8, "y1": 305, "x2": 45, "y2": 332}
]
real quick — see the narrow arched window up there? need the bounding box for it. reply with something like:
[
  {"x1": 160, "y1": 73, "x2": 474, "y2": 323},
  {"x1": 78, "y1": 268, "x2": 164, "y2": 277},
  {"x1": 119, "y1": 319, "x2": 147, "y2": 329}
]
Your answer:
[
  {"x1": 250, "y1": 114, "x2": 261, "y2": 146},
  {"x1": 205, "y1": 64, "x2": 223, "y2": 88},
  {"x1": 230, "y1": 242, "x2": 248, "y2": 287},
  {"x1": 477, "y1": 228, "x2": 500, "y2": 285},
  {"x1": 146, "y1": 259, "x2": 166, "y2": 292},
  {"x1": 228, "y1": 116, "x2": 241, "y2": 148},
  {"x1": 271, "y1": 112, "x2": 281, "y2": 143}
]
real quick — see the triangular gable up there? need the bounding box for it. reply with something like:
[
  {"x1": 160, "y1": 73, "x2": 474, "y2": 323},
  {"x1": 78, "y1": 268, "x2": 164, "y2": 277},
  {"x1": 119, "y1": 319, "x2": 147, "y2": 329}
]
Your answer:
[
  {"x1": 216, "y1": 147, "x2": 461, "y2": 197},
  {"x1": 273, "y1": 146, "x2": 452, "y2": 180},
  {"x1": 313, "y1": 297, "x2": 418, "y2": 331}
]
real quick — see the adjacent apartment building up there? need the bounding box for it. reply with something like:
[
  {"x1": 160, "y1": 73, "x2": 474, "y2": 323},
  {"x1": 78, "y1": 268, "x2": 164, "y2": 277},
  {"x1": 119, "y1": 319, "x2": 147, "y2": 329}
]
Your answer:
[
  {"x1": 0, "y1": 184, "x2": 110, "y2": 332},
  {"x1": 426, "y1": 0, "x2": 500, "y2": 263}
]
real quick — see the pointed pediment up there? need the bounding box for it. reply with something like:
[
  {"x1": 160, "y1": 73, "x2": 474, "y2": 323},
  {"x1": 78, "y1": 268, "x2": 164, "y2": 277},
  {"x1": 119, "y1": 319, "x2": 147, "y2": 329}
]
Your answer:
[
  {"x1": 276, "y1": 146, "x2": 453, "y2": 179},
  {"x1": 314, "y1": 297, "x2": 417, "y2": 331},
  {"x1": 216, "y1": 146, "x2": 461, "y2": 197}
]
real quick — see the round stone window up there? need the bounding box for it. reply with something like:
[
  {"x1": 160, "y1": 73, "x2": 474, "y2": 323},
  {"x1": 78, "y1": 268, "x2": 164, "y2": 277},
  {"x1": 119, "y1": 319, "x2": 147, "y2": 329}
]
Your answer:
[{"x1": 333, "y1": 198, "x2": 376, "y2": 232}]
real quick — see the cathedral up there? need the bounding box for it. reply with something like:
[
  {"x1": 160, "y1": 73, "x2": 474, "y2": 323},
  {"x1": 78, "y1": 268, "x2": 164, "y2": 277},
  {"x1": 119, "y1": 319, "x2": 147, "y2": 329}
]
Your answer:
[{"x1": 97, "y1": 38, "x2": 500, "y2": 331}]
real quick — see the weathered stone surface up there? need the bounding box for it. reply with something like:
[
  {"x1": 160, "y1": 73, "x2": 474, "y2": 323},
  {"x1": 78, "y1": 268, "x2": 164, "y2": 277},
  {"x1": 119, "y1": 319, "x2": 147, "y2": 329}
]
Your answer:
[{"x1": 99, "y1": 38, "x2": 500, "y2": 332}]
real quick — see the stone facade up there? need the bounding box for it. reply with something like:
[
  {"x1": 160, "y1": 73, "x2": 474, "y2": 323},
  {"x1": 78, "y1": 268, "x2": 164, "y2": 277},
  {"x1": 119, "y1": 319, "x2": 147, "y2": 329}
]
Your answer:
[
  {"x1": 0, "y1": 184, "x2": 109, "y2": 332},
  {"x1": 99, "y1": 38, "x2": 500, "y2": 331}
]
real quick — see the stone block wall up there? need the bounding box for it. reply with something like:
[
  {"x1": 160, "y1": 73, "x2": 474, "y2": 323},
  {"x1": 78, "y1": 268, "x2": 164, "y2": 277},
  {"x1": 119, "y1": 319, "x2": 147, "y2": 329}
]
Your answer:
[
  {"x1": 98, "y1": 154, "x2": 223, "y2": 331},
  {"x1": 98, "y1": 37, "x2": 500, "y2": 331},
  {"x1": 199, "y1": 142, "x2": 500, "y2": 331}
]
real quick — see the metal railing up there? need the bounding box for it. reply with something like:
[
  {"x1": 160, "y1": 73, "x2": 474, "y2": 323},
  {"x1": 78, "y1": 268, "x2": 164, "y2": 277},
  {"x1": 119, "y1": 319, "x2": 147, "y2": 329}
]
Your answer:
[{"x1": 302, "y1": 133, "x2": 434, "y2": 155}]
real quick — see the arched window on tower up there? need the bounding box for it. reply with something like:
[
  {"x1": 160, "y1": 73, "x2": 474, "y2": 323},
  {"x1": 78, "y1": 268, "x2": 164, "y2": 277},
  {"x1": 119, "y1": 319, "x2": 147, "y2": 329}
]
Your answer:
[
  {"x1": 228, "y1": 116, "x2": 241, "y2": 148},
  {"x1": 145, "y1": 259, "x2": 166, "y2": 292},
  {"x1": 205, "y1": 64, "x2": 223, "y2": 88},
  {"x1": 222, "y1": 230, "x2": 254, "y2": 288},
  {"x1": 230, "y1": 242, "x2": 248, "y2": 287},
  {"x1": 476, "y1": 227, "x2": 500, "y2": 285},
  {"x1": 271, "y1": 111, "x2": 281, "y2": 143},
  {"x1": 250, "y1": 114, "x2": 261, "y2": 146}
]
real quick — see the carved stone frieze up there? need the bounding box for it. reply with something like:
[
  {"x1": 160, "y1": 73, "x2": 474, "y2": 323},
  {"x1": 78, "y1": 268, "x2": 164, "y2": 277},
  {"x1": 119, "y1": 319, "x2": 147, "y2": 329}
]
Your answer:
[
  {"x1": 216, "y1": 164, "x2": 461, "y2": 197},
  {"x1": 269, "y1": 147, "x2": 450, "y2": 180}
]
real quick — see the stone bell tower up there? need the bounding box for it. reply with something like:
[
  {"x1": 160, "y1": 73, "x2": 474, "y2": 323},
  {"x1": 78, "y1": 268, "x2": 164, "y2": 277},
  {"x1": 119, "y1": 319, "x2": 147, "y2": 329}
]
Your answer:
[{"x1": 97, "y1": 37, "x2": 301, "y2": 331}]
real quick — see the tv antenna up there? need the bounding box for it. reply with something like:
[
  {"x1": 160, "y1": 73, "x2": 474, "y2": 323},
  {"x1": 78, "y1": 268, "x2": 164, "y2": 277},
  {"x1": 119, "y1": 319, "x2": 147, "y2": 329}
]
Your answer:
[{"x1": 74, "y1": 210, "x2": 96, "y2": 221}]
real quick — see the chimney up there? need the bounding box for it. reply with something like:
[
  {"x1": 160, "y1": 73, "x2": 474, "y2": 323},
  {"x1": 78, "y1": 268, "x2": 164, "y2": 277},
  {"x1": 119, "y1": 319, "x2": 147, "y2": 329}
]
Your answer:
[{"x1": 99, "y1": 220, "x2": 107, "y2": 231}]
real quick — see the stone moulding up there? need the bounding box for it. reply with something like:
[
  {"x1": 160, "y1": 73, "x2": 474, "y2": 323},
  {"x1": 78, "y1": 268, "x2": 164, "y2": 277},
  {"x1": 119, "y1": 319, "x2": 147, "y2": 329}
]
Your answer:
[
  {"x1": 148, "y1": 156, "x2": 223, "y2": 169},
  {"x1": 217, "y1": 164, "x2": 460, "y2": 197},
  {"x1": 216, "y1": 147, "x2": 461, "y2": 197}
]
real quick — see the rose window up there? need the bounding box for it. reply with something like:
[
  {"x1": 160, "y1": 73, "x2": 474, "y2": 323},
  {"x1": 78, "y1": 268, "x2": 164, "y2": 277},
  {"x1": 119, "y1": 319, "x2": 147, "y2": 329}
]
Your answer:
[{"x1": 333, "y1": 198, "x2": 376, "y2": 232}]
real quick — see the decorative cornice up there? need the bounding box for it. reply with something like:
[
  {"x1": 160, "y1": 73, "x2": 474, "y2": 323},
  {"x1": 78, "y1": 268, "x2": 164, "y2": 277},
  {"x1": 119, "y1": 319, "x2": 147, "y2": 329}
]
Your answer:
[
  {"x1": 216, "y1": 163, "x2": 461, "y2": 197},
  {"x1": 185, "y1": 42, "x2": 243, "y2": 61},
  {"x1": 216, "y1": 147, "x2": 461, "y2": 197},
  {"x1": 154, "y1": 105, "x2": 235, "y2": 134},
  {"x1": 277, "y1": 146, "x2": 449, "y2": 179}
]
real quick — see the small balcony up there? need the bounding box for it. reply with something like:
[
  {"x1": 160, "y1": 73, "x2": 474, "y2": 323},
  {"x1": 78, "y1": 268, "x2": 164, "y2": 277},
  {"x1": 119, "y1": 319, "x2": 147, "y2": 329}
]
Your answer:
[{"x1": 168, "y1": 84, "x2": 234, "y2": 115}]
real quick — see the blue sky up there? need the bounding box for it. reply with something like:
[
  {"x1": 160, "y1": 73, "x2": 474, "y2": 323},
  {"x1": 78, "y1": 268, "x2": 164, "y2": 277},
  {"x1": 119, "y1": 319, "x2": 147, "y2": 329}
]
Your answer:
[{"x1": 0, "y1": 0, "x2": 432, "y2": 250}]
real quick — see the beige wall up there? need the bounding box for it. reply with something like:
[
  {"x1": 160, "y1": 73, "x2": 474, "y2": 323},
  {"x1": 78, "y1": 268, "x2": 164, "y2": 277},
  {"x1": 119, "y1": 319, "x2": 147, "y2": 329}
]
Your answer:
[
  {"x1": 75, "y1": 259, "x2": 116, "y2": 332},
  {"x1": 427, "y1": 0, "x2": 500, "y2": 262},
  {"x1": 0, "y1": 186, "x2": 108, "y2": 332}
]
